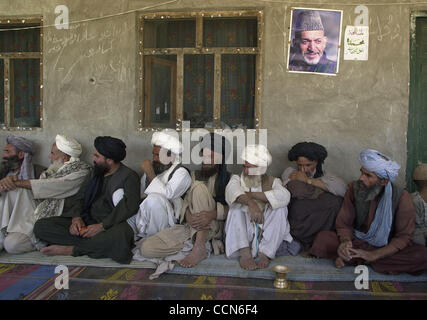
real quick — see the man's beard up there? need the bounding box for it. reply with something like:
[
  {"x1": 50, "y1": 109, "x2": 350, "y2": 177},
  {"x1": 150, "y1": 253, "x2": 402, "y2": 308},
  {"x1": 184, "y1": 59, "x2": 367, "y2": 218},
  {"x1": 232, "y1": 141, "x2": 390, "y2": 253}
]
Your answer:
[
  {"x1": 45, "y1": 159, "x2": 64, "y2": 175},
  {"x1": 357, "y1": 180, "x2": 384, "y2": 201},
  {"x1": 93, "y1": 162, "x2": 109, "y2": 176},
  {"x1": 200, "y1": 164, "x2": 219, "y2": 179},
  {"x1": 153, "y1": 161, "x2": 171, "y2": 175},
  {"x1": 1, "y1": 155, "x2": 21, "y2": 176},
  {"x1": 242, "y1": 174, "x2": 262, "y2": 189}
]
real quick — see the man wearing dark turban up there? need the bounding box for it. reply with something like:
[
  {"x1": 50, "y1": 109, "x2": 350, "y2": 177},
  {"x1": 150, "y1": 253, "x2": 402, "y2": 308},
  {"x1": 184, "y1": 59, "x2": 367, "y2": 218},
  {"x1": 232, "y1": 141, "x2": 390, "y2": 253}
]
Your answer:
[
  {"x1": 138, "y1": 133, "x2": 232, "y2": 271},
  {"x1": 34, "y1": 136, "x2": 141, "y2": 264},
  {"x1": 280, "y1": 142, "x2": 347, "y2": 252}
]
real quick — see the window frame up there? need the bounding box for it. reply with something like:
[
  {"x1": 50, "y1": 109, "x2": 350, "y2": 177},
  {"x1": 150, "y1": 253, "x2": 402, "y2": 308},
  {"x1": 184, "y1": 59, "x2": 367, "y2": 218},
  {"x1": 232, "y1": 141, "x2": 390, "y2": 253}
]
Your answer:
[
  {"x1": 0, "y1": 16, "x2": 43, "y2": 131},
  {"x1": 137, "y1": 10, "x2": 263, "y2": 131}
]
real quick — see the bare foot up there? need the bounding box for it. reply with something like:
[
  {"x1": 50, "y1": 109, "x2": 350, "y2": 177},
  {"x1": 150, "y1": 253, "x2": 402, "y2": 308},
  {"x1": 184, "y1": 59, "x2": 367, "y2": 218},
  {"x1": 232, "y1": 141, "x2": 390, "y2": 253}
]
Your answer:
[
  {"x1": 255, "y1": 253, "x2": 270, "y2": 269},
  {"x1": 40, "y1": 245, "x2": 73, "y2": 256},
  {"x1": 239, "y1": 247, "x2": 257, "y2": 270},
  {"x1": 178, "y1": 245, "x2": 207, "y2": 268},
  {"x1": 335, "y1": 257, "x2": 345, "y2": 268}
]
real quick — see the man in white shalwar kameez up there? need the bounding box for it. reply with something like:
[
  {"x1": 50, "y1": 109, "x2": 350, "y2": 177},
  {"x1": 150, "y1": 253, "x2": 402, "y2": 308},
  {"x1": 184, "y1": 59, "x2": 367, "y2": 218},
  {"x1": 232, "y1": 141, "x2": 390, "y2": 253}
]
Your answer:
[
  {"x1": 225, "y1": 144, "x2": 293, "y2": 270},
  {"x1": 127, "y1": 131, "x2": 192, "y2": 242},
  {"x1": 0, "y1": 135, "x2": 91, "y2": 253}
]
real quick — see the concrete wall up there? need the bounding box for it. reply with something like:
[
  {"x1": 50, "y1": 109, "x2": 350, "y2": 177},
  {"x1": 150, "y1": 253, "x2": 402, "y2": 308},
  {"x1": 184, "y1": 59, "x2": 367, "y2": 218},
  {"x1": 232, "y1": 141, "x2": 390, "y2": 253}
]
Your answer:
[{"x1": 1, "y1": 0, "x2": 426, "y2": 186}]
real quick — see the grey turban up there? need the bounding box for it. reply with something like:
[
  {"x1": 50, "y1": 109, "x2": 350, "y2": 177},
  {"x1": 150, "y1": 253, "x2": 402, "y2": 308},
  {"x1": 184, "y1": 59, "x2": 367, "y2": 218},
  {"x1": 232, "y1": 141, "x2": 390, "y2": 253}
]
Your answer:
[{"x1": 6, "y1": 135, "x2": 35, "y2": 180}]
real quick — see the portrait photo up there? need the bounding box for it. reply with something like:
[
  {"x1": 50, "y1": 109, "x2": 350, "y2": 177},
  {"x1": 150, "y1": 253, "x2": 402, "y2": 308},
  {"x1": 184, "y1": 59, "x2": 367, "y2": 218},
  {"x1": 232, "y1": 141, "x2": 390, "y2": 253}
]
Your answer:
[{"x1": 287, "y1": 8, "x2": 343, "y2": 76}]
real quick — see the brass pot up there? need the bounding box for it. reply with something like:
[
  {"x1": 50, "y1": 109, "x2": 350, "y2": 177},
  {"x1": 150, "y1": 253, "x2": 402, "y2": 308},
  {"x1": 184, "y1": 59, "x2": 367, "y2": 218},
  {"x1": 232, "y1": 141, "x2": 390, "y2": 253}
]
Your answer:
[{"x1": 272, "y1": 265, "x2": 289, "y2": 289}]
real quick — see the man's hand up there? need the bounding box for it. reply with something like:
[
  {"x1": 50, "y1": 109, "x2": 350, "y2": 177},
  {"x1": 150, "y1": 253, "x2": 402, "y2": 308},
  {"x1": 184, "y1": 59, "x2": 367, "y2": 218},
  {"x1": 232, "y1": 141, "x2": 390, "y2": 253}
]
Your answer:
[
  {"x1": 187, "y1": 210, "x2": 216, "y2": 231},
  {"x1": 80, "y1": 223, "x2": 104, "y2": 238},
  {"x1": 248, "y1": 201, "x2": 264, "y2": 224},
  {"x1": 0, "y1": 176, "x2": 18, "y2": 191},
  {"x1": 289, "y1": 170, "x2": 308, "y2": 183},
  {"x1": 141, "y1": 160, "x2": 154, "y2": 174},
  {"x1": 69, "y1": 217, "x2": 85, "y2": 236},
  {"x1": 337, "y1": 240, "x2": 353, "y2": 261},
  {"x1": 348, "y1": 248, "x2": 379, "y2": 263}
]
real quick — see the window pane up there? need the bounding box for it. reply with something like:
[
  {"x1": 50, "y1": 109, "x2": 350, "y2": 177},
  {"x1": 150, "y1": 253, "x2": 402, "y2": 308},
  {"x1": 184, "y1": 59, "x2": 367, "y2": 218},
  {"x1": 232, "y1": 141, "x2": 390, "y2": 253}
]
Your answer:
[
  {"x1": 143, "y1": 19, "x2": 195, "y2": 48},
  {"x1": 183, "y1": 55, "x2": 214, "y2": 128},
  {"x1": 144, "y1": 55, "x2": 176, "y2": 127},
  {"x1": 221, "y1": 54, "x2": 255, "y2": 129},
  {"x1": 0, "y1": 59, "x2": 4, "y2": 125},
  {"x1": 0, "y1": 24, "x2": 40, "y2": 52},
  {"x1": 204, "y1": 18, "x2": 257, "y2": 47},
  {"x1": 11, "y1": 59, "x2": 40, "y2": 127}
]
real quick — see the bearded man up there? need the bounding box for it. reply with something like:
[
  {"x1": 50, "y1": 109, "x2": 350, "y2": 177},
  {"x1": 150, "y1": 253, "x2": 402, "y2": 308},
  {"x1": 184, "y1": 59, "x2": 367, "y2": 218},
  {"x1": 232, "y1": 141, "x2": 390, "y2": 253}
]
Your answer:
[
  {"x1": 138, "y1": 133, "x2": 231, "y2": 268},
  {"x1": 34, "y1": 136, "x2": 140, "y2": 264},
  {"x1": 0, "y1": 135, "x2": 90, "y2": 253},
  {"x1": 309, "y1": 149, "x2": 427, "y2": 275},
  {"x1": 225, "y1": 145, "x2": 293, "y2": 270}
]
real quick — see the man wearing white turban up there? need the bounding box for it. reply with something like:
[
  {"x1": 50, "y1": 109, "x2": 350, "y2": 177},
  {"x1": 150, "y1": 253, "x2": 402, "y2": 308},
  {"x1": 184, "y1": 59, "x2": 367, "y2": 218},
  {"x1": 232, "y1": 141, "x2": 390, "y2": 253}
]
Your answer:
[
  {"x1": 0, "y1": 134, "x2": 91, "y2": 254},
  {"x1": 310, "y1": 149, "x2": 427, "y2": 275},
  {"x1": 127, "y1": 130, "x2": 192, "y2": 250},
  {"x1": 224, "y1": 144, "x2": 293, "y2": 270}
]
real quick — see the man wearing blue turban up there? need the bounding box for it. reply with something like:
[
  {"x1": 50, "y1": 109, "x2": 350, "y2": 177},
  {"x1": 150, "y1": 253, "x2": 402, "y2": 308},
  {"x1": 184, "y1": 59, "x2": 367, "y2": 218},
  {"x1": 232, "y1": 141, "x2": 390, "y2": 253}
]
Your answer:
[{"x1": 309, "y1": 149, "x2": 427, "y2": 275}]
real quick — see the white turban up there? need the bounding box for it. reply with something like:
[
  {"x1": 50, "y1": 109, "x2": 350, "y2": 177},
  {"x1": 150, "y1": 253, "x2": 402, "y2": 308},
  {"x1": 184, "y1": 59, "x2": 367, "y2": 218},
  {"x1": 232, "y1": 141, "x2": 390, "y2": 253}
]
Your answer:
[
  {"x1": 241, "y1": 144, "x2": 272, "y2": 167},
  {"x1": 55, "y1": 134, "x2": 82, "y2": 159},
  {"x1": 151, "y1": 131, "x2": 182, "y2": 155}
]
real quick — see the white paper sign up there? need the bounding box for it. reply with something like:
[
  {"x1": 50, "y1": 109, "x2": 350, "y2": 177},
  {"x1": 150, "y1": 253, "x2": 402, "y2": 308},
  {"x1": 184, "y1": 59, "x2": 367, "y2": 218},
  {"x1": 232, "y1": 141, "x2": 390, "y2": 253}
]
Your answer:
[{"x1": 344, "y1": 26, "x2": 369, "y2": 60}]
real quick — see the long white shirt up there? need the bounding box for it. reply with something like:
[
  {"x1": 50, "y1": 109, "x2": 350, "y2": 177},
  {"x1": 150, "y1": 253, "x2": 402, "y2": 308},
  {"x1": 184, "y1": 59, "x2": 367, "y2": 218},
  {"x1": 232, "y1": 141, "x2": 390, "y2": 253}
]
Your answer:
[{"x1": 127, "y1": 163, "x2": 192, "y2": 239}]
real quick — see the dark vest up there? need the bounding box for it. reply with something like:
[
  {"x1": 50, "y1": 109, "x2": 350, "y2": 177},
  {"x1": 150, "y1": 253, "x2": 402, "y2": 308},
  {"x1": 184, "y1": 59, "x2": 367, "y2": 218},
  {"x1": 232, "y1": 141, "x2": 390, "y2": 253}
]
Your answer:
[
  {"x1": 105, "y1": 164, "x2": 136, "y2": 208},
  {"x1": 352, "y1": 181, "x2": 403, "y2": 240}
]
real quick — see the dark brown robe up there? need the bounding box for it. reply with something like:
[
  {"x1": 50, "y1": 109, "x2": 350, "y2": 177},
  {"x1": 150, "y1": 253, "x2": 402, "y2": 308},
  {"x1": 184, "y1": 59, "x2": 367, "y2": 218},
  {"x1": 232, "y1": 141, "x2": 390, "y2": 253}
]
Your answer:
[{"x1": 309, "y1": 182, "x2": 427, "y2": 275}]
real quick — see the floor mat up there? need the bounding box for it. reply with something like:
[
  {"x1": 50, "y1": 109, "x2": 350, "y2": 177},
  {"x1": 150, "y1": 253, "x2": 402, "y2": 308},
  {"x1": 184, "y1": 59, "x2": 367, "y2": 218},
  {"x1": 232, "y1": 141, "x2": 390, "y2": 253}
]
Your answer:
[{"x1": 0, "y1": 251, "x2": 426, "y2": 282}]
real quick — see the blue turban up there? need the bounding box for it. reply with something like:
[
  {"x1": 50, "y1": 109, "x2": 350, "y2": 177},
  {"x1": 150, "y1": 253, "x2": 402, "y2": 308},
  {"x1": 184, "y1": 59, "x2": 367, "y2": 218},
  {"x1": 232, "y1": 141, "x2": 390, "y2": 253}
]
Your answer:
[
  {"x1": 355, "y1": 149, "x2": 400, "y2": 247},
  {"x1": 6, "y1": 135, "x2": 35, "y2": 180}
]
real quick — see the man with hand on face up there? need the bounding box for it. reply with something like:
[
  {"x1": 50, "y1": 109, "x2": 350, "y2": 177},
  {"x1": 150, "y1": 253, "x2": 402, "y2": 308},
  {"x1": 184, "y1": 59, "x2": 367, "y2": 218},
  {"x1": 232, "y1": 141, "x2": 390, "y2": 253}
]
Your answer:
[
  {"x1": 126, "y1": 131, "x2": 191, "y2": 244},
  {"x1": 34, "y1": 136, "x2": 141, "y2": 264},
  {"x1": 281, "y1": 142, "x2": 346, "y2": 251},
  {"x1": 289, "y1": 10, "x2": 337, "y2": 74},
  {"x1": 0, "y1": 134, "x2": 90, "y2": 253},
  {"x1": 225, "y1": 145, "x2": 293, "y2": 270},
  {"x1": 309, "y1": 149, "x2": 427, "y2": 275}
]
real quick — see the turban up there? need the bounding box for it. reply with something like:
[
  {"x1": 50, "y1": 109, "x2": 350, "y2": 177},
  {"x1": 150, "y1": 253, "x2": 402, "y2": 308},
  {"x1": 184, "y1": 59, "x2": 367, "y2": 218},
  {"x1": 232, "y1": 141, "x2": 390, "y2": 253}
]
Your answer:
[
  {"x1": 295, "y1": 10, "x2": 324, "y2": 33},
  {"x1": 355, "y1": 149, "x2": 400, "y2": 247},
  {"x1": 199, "y1": 133, "x2": 231, "y2": 164},
  {"x1": 358, "y1": 149, "x2": 400, "y2": 182},
  {"x1": 7, "y1": 135, "x2": 35, "y2": 155},
  {"x1": 151, "y1": 131, "x2": 182, "y2": 155},
  {"x1": 413, "y1": 164, "x2": 427, "y2": 181},
  {"x1": 241, "y1": 144, "x2": 272, "y2": 167},
  {"x1": 288, "y1": 142, "x2": 327, "y2": 178},
  {"x1": 94, "y1": 136, "x2": 126, "y2": 162},
  {"x1": 55, "y1": 134, "x2": 82, "y2": 159},
  {"x1": 6, "y1": 135, "x2": 35, "y2": 180}
]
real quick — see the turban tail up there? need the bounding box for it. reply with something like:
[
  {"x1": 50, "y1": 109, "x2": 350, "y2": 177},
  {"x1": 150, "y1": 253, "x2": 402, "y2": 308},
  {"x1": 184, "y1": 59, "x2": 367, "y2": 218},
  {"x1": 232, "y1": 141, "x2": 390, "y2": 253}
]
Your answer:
[
  {"x1": 200, "y1": 133, "x2": 231, "y2": 205},
  {"x1": 355, "y1": 149, "x2": 400, "y2": 247},
  {"x1": 288, "y1": 142, "x2": 327, "y2": 178}
]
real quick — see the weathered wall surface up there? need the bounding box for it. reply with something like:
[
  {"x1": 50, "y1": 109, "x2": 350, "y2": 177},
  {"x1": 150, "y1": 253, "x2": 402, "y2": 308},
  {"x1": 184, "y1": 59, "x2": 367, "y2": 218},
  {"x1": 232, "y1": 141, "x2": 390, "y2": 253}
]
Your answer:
[{"x1": 1, "y1": 0, "x2": 426, "y2": 186}]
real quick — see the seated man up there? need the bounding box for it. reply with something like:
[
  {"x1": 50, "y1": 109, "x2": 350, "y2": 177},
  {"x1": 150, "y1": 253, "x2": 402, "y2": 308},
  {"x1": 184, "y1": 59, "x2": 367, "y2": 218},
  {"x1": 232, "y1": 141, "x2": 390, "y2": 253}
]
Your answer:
[
  {"x1": 1, "y1": 135, "x2": 36, "y2": 186},
  {"x1": 127, "y1": 131, "x2": 191, "y2": 241},
  {"x1": 0, "y1": 134, "x2": 90, "y2": 253},
  {"x1": 411, "y1": 164, "x2": 427, "y2": 246},
  {"x1": 140, "y1": 133, "x2": 231, "y2": 268},
  {"x1": 34, "y1": 136, "x2": 141, "y2": 264},
  {"x1": 309, "y1": 149, "x2": 427, "y2": 275},
  {"x1": 281, "y1": 142, "x2": 346, "y2": 250},
  {"x1": 225, "y1": 144, "x2": 293, "y2": 270}
]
